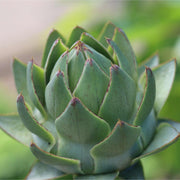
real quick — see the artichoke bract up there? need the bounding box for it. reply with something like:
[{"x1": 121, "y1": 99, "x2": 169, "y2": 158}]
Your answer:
[{"x1": 0, "y1": 22, "x2": 180, "y2": 179}]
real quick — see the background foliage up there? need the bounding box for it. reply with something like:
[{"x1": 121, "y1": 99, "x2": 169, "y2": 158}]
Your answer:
[{"x1": 0, "y1": 0, "x2": 180, "y2": 179}]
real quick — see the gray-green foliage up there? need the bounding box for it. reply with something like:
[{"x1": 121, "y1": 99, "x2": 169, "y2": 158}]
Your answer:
[{"x1": 0, "y1": 22, "x2": 179, "y2": 180}]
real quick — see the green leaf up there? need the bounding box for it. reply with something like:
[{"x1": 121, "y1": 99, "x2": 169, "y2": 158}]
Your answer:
[
  {"x1": 140, "y1": 110, "x2": 157, "y2": 148},
  {"x1": 83, "y1": 44, "x2": 112, "y2": 76},
  {"x1": 27, "y1": 60, "x2": 46, "y2": 117},
  {"x1": 98, "y1": 65, "x2": 136, "y2": 129},
  {"x1": 32, "y1": 134, "x2": 54, "y2": 152},
  {"x1": 119, "y1": 161, "x2": 144, "y2": 180},
  {"x1": 138, "y1": 53, "x2": 159, "y2": 75},
  {"x1": 75, "y1": 171, "x2": 119, "y2": 180},
  {"x1": 44, "y1": 39, "x2": 67, "y2": 83},
  {"x1": 67, "y1": 45, "x2": 86, "y2": 92},
  {"x1": 17, "y1": 95, "x2": 55, "y2": 147},
  {"x1": 158, "y1": 119, "x2": 180, "y2": 134},
  {"x1": 109, "y1": 28, "x2": 137, "y2": 80},
  {"x1": 45, "y1": 71, "x2": 72, "y2": 119},
  {"x1": 152, "y1": 59, "x2": 176, "y2": 114},
  {"x1": 27, "y1": 161, "x2": 64, "y2": 180},
  {"x1": 12, "y1": 58, "x2": 33, "y2": 107},
  {"x1": 67, "y1": 26, "x2": 86, "y2": 48},
  {"x1": 133, "y1": 122, "x2": 179, "y2": 162},
  {"x1": 91, "y1": 121, "x2": 141, "y2": 174},
  {"x1": 50, "y1": 51, "x2": 69, "y2": 87},
  {"x1": 107, "y1": 38, "x2": 137, "y2": 81},
  {"x1": 74, "y1": 59, "x2": 109, "y2": 114},
  {"x1": 55, "y1": 97, "x2": 111, "y2": 174},
  {"x1": 134, "y1": 67, "x2": 155, "y2": 126},
  {"x1": 30, "y1": 143, "x2": 83, "y2": 174},
  {"x1": 41, "y1": 29, "x2": 65, "y2": 68},
  {"x1": 80, "y1": 32, "x2": 113, "y2": 62},
  {"x1": 98, "y1": 21, "x2": 116, "y2": 48},
  {"x1": 0, "y1": 114, "x2": 32, "y2": 146}
]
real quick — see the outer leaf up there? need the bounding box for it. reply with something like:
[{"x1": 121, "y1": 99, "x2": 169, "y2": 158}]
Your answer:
[
  {"x1": 0, "y1": 114, "x2": 32, "y2": 146},
  {"x1": 17, "y1": 95, "x2": 55, "y2": 146},
  {"x1": 133, "y1": 122, "x2": 179, "y2": 162},
  {"x1": 134, "y1": 67, "x2": 155, "y2": 126},
  {"x1": 152, "y1": 59, "x2": 176, "y2": 114},
  {"x1": 140, "y1": 110, "x2": 157, "y2": 148},
  {"x1": 44, "y1": 38, "x2": 67, "y2": 83},
  {"x1": 138, "y1": 53, "x2": 159, "y2": 75},
  {"x1": 83, "y1": 44, "x2": 112, "y2": 76},
  {"x1": 75, "y1": 171, "x2": 119, "y2": 180},
  {"x1": 45, "y1": 71, "x2": 72, "y2": 119},
  {"x1": 32, "y1": 134, "x2": 54, "y2": 152},
  {"x1": 98, "y1": 65, "x2": 136, "y2": 129},
  {"x1": 13, "y1": 58, "x2": 33, "y2": 106},
  {"x1": 98, "y1": 21, "x2": 116, "y2": 47},
  {"x1": 41, "y1": 29, "x2": 65, "y2": 68},
  {"x1": 119, "y1": 161, "x2": 144, "y2": 180},
  {"x1": 67, "y1": 26, "x2": 86, "y2": 47},
  {"x1": 109, "y1": 28, "x2": 137, "y2": 80},
  {"x1": 107, "y1": 38, "x2": 137, "y2": 81},
  {"x1": 80, "y1": 32, "x2": 113, "y2": 61},
  {"x1": 27, "y1": 161, "x2": 64, "y2": 180},
  {"x1": 55, "y1": 98, "x2": 111, "y2": 174},
  {"x1": 91, "y1": 121, "x2": 141, "y2": 174},
  {"x1": 50, "y1": 51, "x2": 69, "y2": 86},
  {"x1": 73, "y1": 59, "x2": 109, "y2": 114},
  {"x1": 30, "y1": 143, "x2": 83, "y2": 174},
  {"x1": 27, "y1": 60, "x2": 46, "y2": 117},
  {"x1": 158, "y1": 119, "x2": 180, "y2": 133}
]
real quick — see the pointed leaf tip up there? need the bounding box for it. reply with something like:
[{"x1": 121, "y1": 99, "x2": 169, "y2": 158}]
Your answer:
[
  {"x1": 145, "y1": 66, "x2": 153, "y2": 74},
  {"x1": 111, "y1": 64, "x2": 119, "y2": 71},
  {"x1": 56, "y1": 70, "x2": 64, "y2": 77},
  {"x1": 17, "y1": 93, "x2": 24, "y2": 102},
  {"x1": 86, "y1": 58, "x2": 93, "y2": 66},
  {"x1": 117, "y1": 120, "x2": 125, "y2": 127},
  {"x1": 71, "y1": 97, "x2": 80, "y2": 107},
  {"x1": 106, "y1": 38, "x2": 111, "y2": 44}
]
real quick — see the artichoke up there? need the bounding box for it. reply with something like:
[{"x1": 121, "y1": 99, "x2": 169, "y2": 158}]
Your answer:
[{"x1": 0, "y1": 22, "x2": 180, "y2": 180}]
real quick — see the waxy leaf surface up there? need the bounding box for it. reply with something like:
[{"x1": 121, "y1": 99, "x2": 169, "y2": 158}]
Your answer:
[
  {"x1": 41, "y1": 29, "x2": 65, "y2": 67},
  {"x1": 31, "y1": 143, "x2": 83, "y2": 174},
  {"x1": 74, "y1": 59, "x2": 109, "y2": 114},
  {"x1": 0, "y1": 114, "x2": 32, "y2": 146},
  {"x1": 91, "y1": 121, "x2": 140, "y2": 174},
  {"x1": 45, "y1": 71, "x2": 72, "y2": 119},
  {"x1": 99, "y1": 65, "x2": 136, "y2": 128},
  {"x1": 98, "y1": 22, "x2": 116, "y2": 48},
  {"x1": 56, "y1": 98, "x2": 111, "y2": 174},
  {"x1": 27, "y1": 61, "x2": 46, "y2": 117},
  {"x1": 153, "y1": 59, "x2": 176, "y2": 114}
]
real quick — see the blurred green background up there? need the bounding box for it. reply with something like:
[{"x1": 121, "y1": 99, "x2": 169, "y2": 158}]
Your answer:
[{"x1": 0, "y1": 0, "x2": 180, "y2": 179}]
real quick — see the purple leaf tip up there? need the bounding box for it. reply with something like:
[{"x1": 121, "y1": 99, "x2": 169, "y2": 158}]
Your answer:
[
  {"x1": 56, "y1": 70, "x2": 64, "y2": 77},
  {"x1": 71, "y1": 97, "x2": 80, "y2": 107}
]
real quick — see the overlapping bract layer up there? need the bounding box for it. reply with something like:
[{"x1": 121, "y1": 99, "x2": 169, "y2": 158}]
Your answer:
[{"x1": 0, "y1": 22, "x2": 179, "y2": 180}]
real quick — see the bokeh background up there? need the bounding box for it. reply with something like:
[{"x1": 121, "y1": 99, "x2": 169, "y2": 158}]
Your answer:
[{"x1": 0, "y1": 0, "x2": 180, "y2": 179}]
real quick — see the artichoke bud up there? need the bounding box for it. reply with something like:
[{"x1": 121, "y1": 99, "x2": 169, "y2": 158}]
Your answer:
[{"x1": 0, "y1": 22, "x2": 178, "y2": 180}]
